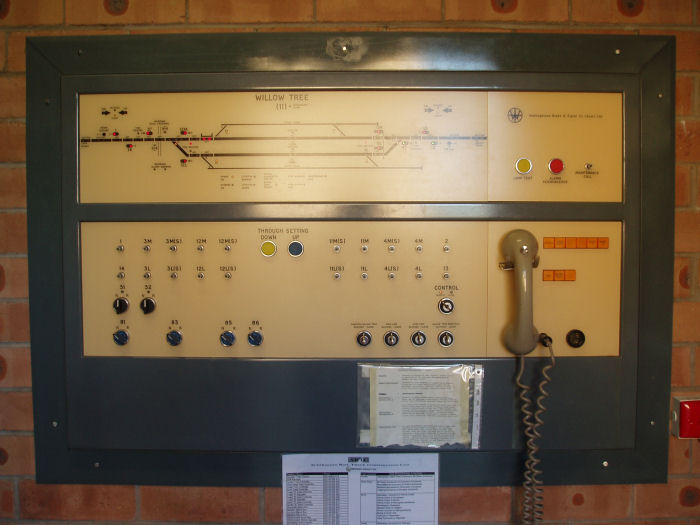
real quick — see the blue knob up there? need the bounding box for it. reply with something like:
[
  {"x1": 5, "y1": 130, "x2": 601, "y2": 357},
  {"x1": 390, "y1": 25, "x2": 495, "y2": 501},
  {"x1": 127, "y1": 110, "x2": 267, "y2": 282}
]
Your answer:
[
  {"x1": 247, "y1": 330, "x2": 263, "y2": 347},
  {"x1": 220, "y1": 330, "x2": 236, "y2": 347},
  {"x1": 113, "y1": 329, "x2": 129, "y2": 346},
  {"x1": 166, "y1": 330, "x2": 183, "y2": 346}
]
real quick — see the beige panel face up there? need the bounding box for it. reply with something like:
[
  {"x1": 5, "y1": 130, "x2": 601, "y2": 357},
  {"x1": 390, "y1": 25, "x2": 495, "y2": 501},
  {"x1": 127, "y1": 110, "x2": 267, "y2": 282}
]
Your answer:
[
  {"x1": 81, "y1": 221, "x2": 620, "y2": 359},
  {"x1": 79, "y1": 91, "x2": 488, "y2": 203},
  {"x1": 79, "y1": 91, "x2": 623, "y2": 204},
  {"x1": 487, "y1": 222, "x2": 621, "y2": 358},
  {"x1": 487, "y1": 92, "x2": 622, "y2": 202}
]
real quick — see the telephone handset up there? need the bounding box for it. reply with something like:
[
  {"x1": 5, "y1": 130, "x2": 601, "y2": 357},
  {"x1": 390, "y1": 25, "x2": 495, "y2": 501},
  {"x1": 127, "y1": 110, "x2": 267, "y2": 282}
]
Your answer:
[{"x1": 500, "y1": 229, "x2": 555, "y2": 525}]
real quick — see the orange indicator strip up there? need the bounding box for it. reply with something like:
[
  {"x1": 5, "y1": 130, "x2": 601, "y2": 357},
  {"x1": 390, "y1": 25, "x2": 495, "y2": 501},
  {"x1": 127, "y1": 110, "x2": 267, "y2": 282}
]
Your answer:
[
  {"x1": 543, "y1": 237, "x2": 609, "y2": 249},
  {"x1": 542, "y1": 269, "x2": 576, "y2": 281}
]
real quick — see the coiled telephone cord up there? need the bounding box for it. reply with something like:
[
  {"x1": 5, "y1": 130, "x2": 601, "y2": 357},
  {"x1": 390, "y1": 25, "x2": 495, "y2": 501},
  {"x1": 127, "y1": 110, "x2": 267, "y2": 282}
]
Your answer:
[{"x1": 515, "y1": 334, "x2": 555, "y2": 525}]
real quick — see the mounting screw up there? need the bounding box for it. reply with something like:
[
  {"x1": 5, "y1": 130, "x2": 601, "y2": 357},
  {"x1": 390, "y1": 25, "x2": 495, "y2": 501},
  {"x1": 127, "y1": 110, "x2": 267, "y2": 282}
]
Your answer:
[
  {"x1": 602, "y1": 460, "x2": 609, "y2": 467},
  {"x1": 650, "y1": 420, "x2": 656, "y2": 426},
  {"x1": 614, "y1": 49, "x2": 621, "y2": 55},
  {"x1": 93, "y1": 461, "x2": 101, "y2": 468},
  {"x1": 51, "y1": 421, "x2": 59, "y2": 428},
  {"x1": 657, "y1": 93, "x2": 664, "y2": 99}
]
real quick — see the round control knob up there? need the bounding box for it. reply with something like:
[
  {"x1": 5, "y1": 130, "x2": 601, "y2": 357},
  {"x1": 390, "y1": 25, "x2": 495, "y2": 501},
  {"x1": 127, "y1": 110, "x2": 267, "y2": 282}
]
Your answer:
[
  {"x1": 438, "y1": 297, "x2": 455, "y2": 314},
  {"x1": 566, "y1": 329, "x2": 586, "y2": 348},
  {"x1": 438, "y1": 330, "x2": 454, "y2": 347},
  {"x1": 220, "y1": 330, "x2": 236, "y2": 347},
  {"x1": 411, "y1": 331, "x2": 427, "y2": 347},
  {"x1": 384, "y1": 330, "x2": 399, "y2": 347},
  {"x1": 356, "y1": 331, "x2": 372, "y2": 347},
  {"x1": 112, "y1": 297, "x2": 129, "y2": 315},
  {"x1": 247, "y1": 330, "x2": 264, "y2": 347},
  {"x1": 113, "y1": 329, "x2": 129, "y2": 346},
  {"x1": 140, "y1": 297, "x2": 156, "y2": 314},
  {"x1": 166, "y1": 330, "x2": 183, "y2": 347}
]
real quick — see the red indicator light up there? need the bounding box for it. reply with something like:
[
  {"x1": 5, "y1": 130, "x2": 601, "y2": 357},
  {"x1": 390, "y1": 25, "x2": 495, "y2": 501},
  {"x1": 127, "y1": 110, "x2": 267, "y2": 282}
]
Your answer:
[
  {"x1": 181, "y1": 159, "x2": 188, "y2": 164},
  {"x1": 181, "y1": 130, "x2": 188, "y2": 135},
  {"x1": 549, "y1": 158, "x2": 564, "y2": 174},
  {"x1": 112, "y1": 132, "x2": 119, "y2": 137},
  {"x1": 146, "y1": 131, "x2": 152, "y2": 135},
  {"x1": 126, "y1": 144, "x2": 133, "y2": 149}
]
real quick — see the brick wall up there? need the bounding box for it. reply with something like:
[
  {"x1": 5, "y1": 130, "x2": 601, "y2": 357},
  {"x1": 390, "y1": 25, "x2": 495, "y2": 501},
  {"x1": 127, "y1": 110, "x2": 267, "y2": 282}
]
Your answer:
[{"x1": 0, "y1": 0, "x2": 697, "y2": 523}]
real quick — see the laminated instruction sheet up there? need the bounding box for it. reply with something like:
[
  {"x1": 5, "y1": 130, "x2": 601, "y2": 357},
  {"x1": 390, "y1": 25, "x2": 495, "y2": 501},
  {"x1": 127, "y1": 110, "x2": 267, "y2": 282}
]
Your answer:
[{"x1": 282, "y1": 453, "x2": 438, "y2": 525}]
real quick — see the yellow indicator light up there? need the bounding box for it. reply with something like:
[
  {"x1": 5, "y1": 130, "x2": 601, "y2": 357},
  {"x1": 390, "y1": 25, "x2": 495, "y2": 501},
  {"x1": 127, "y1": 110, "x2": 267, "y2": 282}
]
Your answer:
[
  {"x1": 515, "y1": 158, "x2": 533, "y2": 175},
  {"x1": 260, "y1": 241, "x2": 277, "y2": 257}
]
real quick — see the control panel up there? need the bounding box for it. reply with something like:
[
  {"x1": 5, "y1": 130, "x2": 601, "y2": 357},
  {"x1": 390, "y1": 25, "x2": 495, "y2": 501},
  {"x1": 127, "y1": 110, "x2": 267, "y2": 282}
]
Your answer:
[
  {"x1": 82, "y1": 221, "x2": 621, "y2": 359},
  {"x1": 27, "y1": 32, "x2": 675, "y2": 488},
  {"x1": 79, "y1": 91, "x2": 622, "y2": 203}
]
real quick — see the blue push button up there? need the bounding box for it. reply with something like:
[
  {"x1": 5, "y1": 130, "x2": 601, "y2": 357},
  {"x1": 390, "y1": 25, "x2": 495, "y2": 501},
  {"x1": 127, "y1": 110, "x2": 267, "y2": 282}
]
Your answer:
[{"x1": 288, "y1": 241, "x2": 304, "y2": 257}]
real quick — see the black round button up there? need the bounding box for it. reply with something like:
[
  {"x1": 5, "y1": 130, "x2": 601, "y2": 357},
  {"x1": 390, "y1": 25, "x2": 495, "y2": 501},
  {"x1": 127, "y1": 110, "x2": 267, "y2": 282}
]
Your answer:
[
  {"x1": 566, "y1": 329, "x2": 586, "y2": 348},
  {"x1": 140, "y1": 297, "x2": 156, "y2": 314},
  {"x1": 356, "y1": 331, "x2": 372, "y2": 347},
  {"x1": 112, "y1": 297, "x2": 129, "y2": 314}
]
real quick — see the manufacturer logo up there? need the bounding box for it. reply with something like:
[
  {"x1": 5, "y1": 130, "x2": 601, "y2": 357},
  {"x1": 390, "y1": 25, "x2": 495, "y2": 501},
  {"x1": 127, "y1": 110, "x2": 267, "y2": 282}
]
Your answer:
[{"x1": 507, "y1": 107, "x2": 523, "y2": 123}]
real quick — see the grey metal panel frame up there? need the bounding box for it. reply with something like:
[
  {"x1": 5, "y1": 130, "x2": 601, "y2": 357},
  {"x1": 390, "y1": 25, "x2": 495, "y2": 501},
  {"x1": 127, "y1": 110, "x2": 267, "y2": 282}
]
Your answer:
[{"x1": 26, "y1": 32, "x2": 674, "y2": 487}]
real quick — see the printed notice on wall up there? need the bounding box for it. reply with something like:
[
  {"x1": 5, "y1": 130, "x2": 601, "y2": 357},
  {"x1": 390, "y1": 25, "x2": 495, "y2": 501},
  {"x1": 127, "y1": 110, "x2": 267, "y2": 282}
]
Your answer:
[
  {"x1": 283, "y1": 453, "x2": 438, "y2": 525},
  {"x1": 357, "y1": 364, "x2": 483, "y2": 449}
]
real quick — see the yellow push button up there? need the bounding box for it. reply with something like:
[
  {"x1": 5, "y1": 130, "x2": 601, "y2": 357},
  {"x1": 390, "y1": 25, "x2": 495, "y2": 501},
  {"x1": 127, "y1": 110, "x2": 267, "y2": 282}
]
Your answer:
[
  {"x1": 260, "y1": 241, "x2": 277, "y2": 257},
  {"x1": 515, "y1": 157, "x2": 533, "y2": 175}
]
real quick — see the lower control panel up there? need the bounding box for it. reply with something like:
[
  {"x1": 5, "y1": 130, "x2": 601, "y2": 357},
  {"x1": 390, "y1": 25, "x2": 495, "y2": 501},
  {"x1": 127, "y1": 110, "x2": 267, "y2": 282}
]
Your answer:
[{"x1": 80, "y1": 221, "x2": 621, "y2": 358}]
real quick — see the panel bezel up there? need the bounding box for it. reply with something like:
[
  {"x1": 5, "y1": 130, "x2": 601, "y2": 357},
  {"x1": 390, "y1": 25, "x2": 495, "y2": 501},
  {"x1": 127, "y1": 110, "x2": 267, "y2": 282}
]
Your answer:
[{"x1": 26, "y1": 32, "x2": 674, "y2": 486}]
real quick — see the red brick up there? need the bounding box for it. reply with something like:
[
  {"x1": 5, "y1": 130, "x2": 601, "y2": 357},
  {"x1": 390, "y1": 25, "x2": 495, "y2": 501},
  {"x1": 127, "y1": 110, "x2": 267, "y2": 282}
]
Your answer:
[
  {"x1": 0, "y1": 213, "x2": 27, "y2": 253},
  {"x1": 674, "y1": 302, "x2": 700, "y2": 343},
  {"x1": 141, "y1": 486, "x2": 260, "y2": 522},
  {"x1": 692, "y1": 436, "x2": 700, "y2": 472},
  {"x1": 677, "y1": 75, "x2": 694, "y2": 116},
  {"x1": 446, "y1": 0, "x2": 567, "y2": 22},
  {"x1": 65, "y1": 0, "x2": 186, "y2": 25},
  {"x1": 189, "y1": 0, "x2": 314, "y2": 23},
  {"x1": 635, "y1": 478, "x2": 700, "y2": 517},
  {"x1": 0, "y1": 257, "x2": 28, "y2": 298},
  {"x1": 0, "y1": 347, "x2": 31, "y2": 387},
  {"x1": 0, "y1": 121, "x2": 25, "y2": 162},
  {"x1": 640, "y1": 31, "x2": 700, "y2": 72},
  {"x1": 0, "y1": 481, "x2": 13, "y2": 519},
  {"x1": 675, "y1": 257, "x2": 691, "y2": 298},
  {"x1": 0, "y1": 302, "x2": 29, "y2": 342},
  {"x1": 669, "y1": 431, "x2": 691, "y2": 473},
  {"x1": 0, "y1": 75, "x2": 25, "y2": 118},
  {"x1": 439, "y1": 486, "x2": 511, "y2": 522},
  {"x1": 0, "y1": 0, "x2": 63, "y2": 26},
  {"x1": 265, "y1": 487, "x2": 282, "y2": 523},
  {"x1": 672, "y1": 345, "x2": 692, "y2": 386},
  {"x1": 0, "y1": 391, "x2": 33, "y2": 430},
  {"x1": 677, "y1": 120, "x2": 700, "y2": 162},
  {"x1": 317, "y1": 0, "x2": 441, "y2": 22},
  {"x1": 0, "y1": 168, "x2": 26, "y2": 208},
  {"x1": 533, "y1": 484, "x2": 632, "y2": 520},
  {"x1": 0, "y1": 435, "x2": 34, "y2": 475},
  {"x1": 676, "y1": 164, "x2": 691, "y2": 207},
  {"x1": 675, "y1": 211, "x2": 700, "y2": 253},
  {"x1": 20, "y1": 481, "x2": 135, "y2": 520},
  {"x1": 0, "y1": 32, "x2": 6, "y2": 70},
  {"x1": 572, "y1": 0, "x2": 692, "y2": 25}
]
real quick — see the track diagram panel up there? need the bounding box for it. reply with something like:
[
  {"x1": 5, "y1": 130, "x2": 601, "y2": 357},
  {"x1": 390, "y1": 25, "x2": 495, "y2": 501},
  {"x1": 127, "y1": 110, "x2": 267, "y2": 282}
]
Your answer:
[{"x1": 79, "y1": 91, "x2": 488, "y2": 203}]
